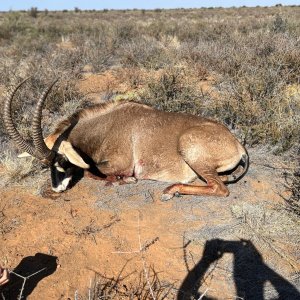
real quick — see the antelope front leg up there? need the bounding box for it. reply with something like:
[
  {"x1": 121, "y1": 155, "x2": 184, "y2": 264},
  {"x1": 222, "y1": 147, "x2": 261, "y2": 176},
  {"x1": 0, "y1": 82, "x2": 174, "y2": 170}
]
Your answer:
[
  {"x1": 161, "y1": 172, "x2": 229, "y2": 201},
  {"x1": 161, "y1": 181, "x2": 229, "y2": 201},
  {"x1": 84, "y1": 170, "x2": 123, "y2": 185},
  {"x1": 120, "y1": 176, "x2": 137, "y2": 184}
]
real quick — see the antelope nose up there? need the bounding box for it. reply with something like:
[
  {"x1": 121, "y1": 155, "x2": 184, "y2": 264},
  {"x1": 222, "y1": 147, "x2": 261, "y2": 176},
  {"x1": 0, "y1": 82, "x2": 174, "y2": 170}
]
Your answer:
[{"x1": 51, "y1": 177, "x2": 72, "y2": 193}]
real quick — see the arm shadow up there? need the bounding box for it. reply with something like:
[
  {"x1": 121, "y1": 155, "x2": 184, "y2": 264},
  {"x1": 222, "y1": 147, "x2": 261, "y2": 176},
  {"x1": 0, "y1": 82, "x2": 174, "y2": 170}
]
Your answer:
[
  {"x1": 0, "y1": 253, "x2": 57, "y2": 299},
  {"x1": 177, "y1": 239, "x2": 300, "y2": 300}
]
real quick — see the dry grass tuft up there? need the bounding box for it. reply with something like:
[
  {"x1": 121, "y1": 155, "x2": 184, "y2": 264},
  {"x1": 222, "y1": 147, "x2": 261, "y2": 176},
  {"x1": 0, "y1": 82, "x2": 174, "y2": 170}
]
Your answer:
[
  {"x1": 0, "y1": 151, "x2": 35, "y2": 185},
  {"x1": 231, "y1": 201, "x2": 300, "y2": 271},
  {"x1": 79, "y1": 267, "x2": 176, "y2": 300},
  {"x1": 0, "y1": 150, "x2": 47, "y2": 192},
  {"x1": 283, "y1": 147, "x2": 300, "y2": 216}
]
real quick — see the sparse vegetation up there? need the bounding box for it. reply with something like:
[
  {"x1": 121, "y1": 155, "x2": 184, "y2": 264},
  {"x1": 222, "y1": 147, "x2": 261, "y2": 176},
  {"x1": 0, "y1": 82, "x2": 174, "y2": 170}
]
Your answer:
[
  {"x1": 0, "y1": 6, "x2": 298, "y2": 150},
  {"x1": 286, "y1": 169, "x2": 300, "y2": 216},
  {"x1": 284, "y1": 147, "x2": 300, "y2": 216}
]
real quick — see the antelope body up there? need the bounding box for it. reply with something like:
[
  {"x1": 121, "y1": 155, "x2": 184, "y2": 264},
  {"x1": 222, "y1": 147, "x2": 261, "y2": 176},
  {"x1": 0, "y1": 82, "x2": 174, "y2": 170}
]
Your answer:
[{"x1": 4, "y1": 79, "x2": 249, "y2": 199}]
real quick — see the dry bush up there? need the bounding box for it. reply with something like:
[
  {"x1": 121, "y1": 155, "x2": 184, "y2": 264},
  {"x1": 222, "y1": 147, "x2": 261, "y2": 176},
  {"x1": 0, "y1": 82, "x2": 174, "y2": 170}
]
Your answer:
[
  {"x1": 120, "y1": 37, "x2": 171, "y2": 69},
  {"x1": 0, "y1": 151, "x2": 36, "y2": 185},
  {"x1": 141, "y1": 66, "x2": 202, "y2": 114},
  {"x1": 79, "y1": 267, "x2": 176, "y2": 300},
  {"x1": 177, "y1": 28, "x2": 300, "y2": 149},
  {"x1": 0, "y1": 62, "x2": 86, "y2": 138},
  {"x1": 28, "y1": 7, "x2": 38, "y2": 18},
  {"x1": 286, "y1": 169, "x2": 300, "y2": 216},
  {"x1": 283, "y1": 147, "x2": 300, "y2": 216}
]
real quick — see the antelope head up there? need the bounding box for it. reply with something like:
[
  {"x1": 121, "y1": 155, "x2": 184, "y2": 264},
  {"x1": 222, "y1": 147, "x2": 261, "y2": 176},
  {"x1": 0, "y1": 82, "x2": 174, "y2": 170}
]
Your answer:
[{"x1": 4, "y1": 78, "x2": 89, "y2": 192}]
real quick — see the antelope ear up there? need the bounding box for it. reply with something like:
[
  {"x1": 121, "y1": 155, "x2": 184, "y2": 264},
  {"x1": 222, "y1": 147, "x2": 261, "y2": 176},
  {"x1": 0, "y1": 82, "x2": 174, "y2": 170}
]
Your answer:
[
  {"x1": 58, "y1": 141, "x2": 90, "y2": 169},
  {"x1": 45, "y1": 135, "x2": 58, "y2": 150}
]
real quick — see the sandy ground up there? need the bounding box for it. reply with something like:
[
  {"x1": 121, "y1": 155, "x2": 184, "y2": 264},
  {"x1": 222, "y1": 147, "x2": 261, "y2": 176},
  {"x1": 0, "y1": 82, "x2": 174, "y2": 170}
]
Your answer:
[{"x1": 0, "y1": 148, "x2": 299, "y2": 299}]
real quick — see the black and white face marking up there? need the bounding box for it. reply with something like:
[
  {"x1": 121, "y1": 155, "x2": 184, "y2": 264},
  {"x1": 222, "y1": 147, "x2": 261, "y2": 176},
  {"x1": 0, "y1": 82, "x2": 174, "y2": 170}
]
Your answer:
[{"x1": 50, "y1": 153, "x2": 80, "y2": 192}]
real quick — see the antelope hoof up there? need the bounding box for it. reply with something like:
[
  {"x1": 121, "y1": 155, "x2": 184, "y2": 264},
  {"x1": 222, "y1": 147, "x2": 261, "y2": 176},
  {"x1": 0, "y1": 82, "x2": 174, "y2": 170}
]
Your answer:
[
  {"x1": 123, "y1": 177, "x2": 137, "y2": 184},
  {"x1": 161, "y1": 193, "x2": 174, "y2": 202}
]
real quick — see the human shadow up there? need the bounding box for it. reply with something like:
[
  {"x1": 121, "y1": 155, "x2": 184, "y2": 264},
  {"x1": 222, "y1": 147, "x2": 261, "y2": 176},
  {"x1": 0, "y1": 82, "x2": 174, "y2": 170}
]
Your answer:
[
  {"x1": 0, "y1": 253, "x2": 57, "y2": 299},
  {"x1": 177, "y1": 239, "x2": 300, "y2": 300}
]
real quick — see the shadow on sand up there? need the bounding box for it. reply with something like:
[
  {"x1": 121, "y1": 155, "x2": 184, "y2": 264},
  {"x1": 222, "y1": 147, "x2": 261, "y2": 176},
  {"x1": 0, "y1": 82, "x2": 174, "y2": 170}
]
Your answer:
[
  {"x1": 177, "y1": 239, "x2": 300, "y2": 300},
  {"x1": 0, "y1": 253, "x2": 57, "y2": 299}
]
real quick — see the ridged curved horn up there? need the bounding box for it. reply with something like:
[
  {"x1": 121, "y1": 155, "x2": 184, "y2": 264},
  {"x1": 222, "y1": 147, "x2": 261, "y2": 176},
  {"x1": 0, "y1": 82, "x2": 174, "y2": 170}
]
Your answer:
[
  {"x1": 3, "y1": 77, "x2": 38, "y2": 157},
  {"x1": 32, "y1": 79, "x2": 59, "y2": 161}
]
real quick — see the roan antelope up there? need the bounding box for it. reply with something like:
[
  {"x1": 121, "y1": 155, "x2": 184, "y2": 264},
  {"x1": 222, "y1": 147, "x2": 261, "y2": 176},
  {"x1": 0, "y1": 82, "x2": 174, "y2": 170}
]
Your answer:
[{"x1": 4, "y1": 79, "x2": 249, "y2": 200}]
